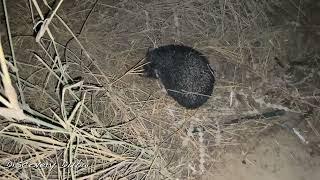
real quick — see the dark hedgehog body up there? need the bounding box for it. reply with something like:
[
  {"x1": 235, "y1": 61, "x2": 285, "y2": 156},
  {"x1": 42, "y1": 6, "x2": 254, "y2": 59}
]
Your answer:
[{"x1": 144, "y1": 44, "x2": 215, "y2": 109}]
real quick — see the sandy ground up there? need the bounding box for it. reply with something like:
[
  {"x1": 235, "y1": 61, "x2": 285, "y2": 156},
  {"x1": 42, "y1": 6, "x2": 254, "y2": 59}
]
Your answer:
[{"x1": 213, "y1": 130, "x2": 320, "y2": 180}]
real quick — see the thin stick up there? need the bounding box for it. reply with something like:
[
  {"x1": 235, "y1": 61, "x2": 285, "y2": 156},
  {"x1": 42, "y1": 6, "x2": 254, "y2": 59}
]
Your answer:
[{"x1": 2, "y1": 0, "x2": 26, "y2": 106}]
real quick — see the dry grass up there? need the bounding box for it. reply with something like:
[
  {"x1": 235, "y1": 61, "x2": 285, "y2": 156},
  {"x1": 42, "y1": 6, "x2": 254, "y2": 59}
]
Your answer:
[{"x1": 0, "y1": 0, "x2": 319, "y2": 179}]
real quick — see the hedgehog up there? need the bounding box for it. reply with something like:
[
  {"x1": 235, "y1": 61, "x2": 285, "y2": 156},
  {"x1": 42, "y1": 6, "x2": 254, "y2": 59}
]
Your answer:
[{"x1": 143, "y1": 44, "x2": 215, "y2": 109}]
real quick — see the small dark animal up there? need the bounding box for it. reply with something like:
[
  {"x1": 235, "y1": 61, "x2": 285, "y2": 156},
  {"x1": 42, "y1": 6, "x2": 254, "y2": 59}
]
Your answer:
[{"x1": 143, "y1": 44, "x2": 215, "y2": 109}]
